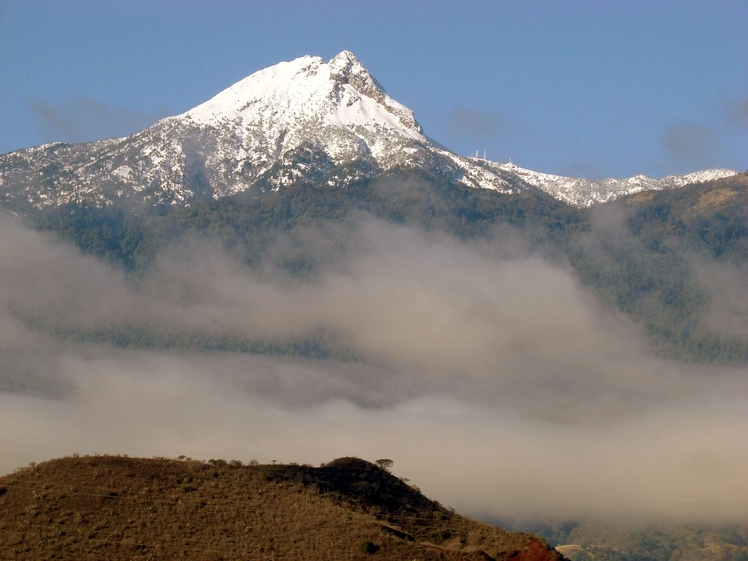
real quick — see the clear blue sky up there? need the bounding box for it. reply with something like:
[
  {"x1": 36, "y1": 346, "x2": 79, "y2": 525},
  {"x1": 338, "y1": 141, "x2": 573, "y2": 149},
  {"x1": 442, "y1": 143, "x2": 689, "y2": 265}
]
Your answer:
[{"x1": 1, "y1": 0, "x2": 746, "y2": 179}]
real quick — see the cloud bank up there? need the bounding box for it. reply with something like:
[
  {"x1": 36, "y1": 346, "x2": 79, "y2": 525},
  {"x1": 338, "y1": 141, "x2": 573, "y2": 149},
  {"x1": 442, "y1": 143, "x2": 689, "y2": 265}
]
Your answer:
[{"x1": 0, "y1": 213, "x2": 746, "y2": 524}]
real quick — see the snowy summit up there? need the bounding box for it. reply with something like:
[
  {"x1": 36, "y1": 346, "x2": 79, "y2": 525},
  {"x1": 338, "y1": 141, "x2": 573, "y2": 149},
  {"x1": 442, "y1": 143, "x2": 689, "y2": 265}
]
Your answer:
[{"x1": 187, "y1": 51, "x2": 423, "y2": 138}]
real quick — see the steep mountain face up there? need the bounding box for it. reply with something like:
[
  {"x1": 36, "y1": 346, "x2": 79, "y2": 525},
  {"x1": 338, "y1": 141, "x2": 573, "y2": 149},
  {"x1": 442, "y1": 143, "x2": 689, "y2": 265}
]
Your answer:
[{"x1": 0, "y1": 51, "x2": 737, "y2": 211}]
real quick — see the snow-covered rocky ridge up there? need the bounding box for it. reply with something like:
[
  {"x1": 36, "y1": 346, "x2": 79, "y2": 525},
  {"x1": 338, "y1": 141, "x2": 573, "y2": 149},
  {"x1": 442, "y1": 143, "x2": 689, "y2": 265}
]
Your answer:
[
  {"x1": 482, "y1": 162, "x2": 738, "y2": 207},
  {"x1": 0, "y1": 51, "x2": 738, "y2": 209}
]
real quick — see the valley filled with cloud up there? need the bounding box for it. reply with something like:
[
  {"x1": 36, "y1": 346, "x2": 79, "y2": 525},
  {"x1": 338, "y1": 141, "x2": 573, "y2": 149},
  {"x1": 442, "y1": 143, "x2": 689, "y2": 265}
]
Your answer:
[{"x1": 1, "y1": 212, "x2": 745, "y2": 524}]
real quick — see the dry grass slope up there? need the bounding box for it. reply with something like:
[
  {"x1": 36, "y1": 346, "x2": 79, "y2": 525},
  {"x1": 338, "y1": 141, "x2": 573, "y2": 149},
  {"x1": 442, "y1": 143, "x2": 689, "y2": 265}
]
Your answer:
[{"x1": 0, "y1": 455, "x2": 566, "y2": 560}]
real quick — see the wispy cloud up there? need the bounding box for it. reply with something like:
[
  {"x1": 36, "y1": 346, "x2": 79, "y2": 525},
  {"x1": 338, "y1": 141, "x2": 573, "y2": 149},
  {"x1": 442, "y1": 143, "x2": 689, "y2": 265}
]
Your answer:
[
  {"x1": 26, "y1": 96, "x2": 169, "y2": 144},
  {"x1": 558, "y1": 161, "x2": 606, "y2": 180},
  {"x1": 724, "y1": 97, "x2": 748, "y2": 129},
  {"x1": 659, "y1": 122, "x2": 723, "y2": 173},
  {"x1": 448, "y1": 107, "x2": 515, "y2": 146}
]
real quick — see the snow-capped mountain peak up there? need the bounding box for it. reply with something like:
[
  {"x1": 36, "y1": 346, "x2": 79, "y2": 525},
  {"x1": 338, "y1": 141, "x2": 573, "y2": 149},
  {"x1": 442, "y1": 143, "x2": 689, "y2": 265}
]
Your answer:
[
  {"x1": 0, "y1": 50, "x2": 739, "y2": 209},
  {"x1": 183, "y1": 51, "x2": 423, "y2": 141}
]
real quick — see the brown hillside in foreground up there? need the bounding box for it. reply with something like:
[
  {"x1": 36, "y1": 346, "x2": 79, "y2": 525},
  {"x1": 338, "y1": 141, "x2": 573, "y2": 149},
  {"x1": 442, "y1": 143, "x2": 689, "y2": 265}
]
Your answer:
[{"x1": 0, "y1": 455, "x2": 566, "y2": 561}]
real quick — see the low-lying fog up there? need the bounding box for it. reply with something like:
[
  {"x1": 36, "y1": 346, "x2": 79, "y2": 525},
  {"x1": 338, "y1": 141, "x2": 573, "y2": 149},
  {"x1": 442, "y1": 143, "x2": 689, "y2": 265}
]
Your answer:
[{"x1": 1, "y1": 212, "x2": 746, "y2": 524}]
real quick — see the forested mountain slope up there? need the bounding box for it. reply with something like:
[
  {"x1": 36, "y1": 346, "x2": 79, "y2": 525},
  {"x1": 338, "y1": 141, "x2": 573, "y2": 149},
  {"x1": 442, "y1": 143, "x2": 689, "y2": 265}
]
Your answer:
[{"x1": 10, "y1": 169, "x2": 748, "y2": 364}]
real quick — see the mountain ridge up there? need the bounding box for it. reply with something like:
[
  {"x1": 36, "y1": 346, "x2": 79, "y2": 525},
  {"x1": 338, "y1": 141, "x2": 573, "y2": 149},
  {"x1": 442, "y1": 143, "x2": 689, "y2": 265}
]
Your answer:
[{"x1": 0, "y1": 51, "x2": 737, "y2": 211}]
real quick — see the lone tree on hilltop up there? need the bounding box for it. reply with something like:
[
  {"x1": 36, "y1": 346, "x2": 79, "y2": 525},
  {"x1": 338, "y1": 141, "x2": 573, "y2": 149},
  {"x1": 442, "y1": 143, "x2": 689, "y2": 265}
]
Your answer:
[{"x1": 375, "y1": 459, "x2": 393, "y2": 472}]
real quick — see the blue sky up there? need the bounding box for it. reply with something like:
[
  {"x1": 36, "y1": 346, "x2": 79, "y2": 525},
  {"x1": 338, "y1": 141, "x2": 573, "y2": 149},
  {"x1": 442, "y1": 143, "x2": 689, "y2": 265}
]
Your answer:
[{"x1": 1, "y1": 0, "x2": 746, "y2": 179}]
